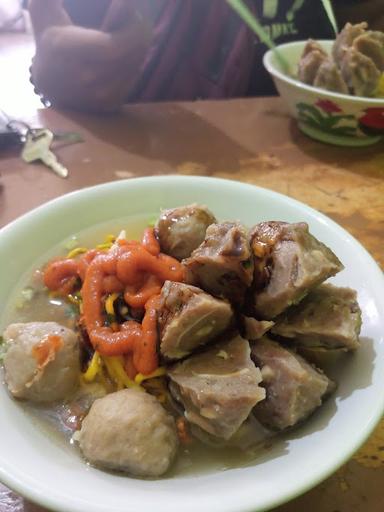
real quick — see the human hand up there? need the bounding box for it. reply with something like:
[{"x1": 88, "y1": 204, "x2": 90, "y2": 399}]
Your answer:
[
  {"x1": 30, "y1": 0, "x2": 153, "y2": 112},
  {"x1": 31, "y1": 5, "x2": 152, "y2": 112}
]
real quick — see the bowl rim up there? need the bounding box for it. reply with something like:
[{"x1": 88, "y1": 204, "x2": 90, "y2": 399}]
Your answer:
[
  {"x1": 263, "y1": 39, "x2": 384, "y2": 106},
  {"x1": 1, "y1": 176, "x2": 384, "y2": 512}
]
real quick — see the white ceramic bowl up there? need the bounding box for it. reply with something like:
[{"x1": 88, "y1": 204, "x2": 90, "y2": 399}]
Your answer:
[
  {"x1": 1, "y1": 176, "x2": 384, "y2": 512},
  {"x1": 263, "y1": 40, "x2": 384, "y2": 146}
]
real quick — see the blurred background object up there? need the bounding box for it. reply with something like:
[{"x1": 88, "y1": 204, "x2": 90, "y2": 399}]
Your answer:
[
  {"x1": 0, "y1": 0, "x2": 39, "y2": 118},
  {"x1": 333, "y1": 0, "x2": 384, "y2": 32},
  {"x1": 0, "y1": 0, "x2": 26, "y2": 33}
]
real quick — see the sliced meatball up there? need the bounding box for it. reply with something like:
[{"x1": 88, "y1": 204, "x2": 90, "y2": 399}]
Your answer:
[
  {"x1": 78, "y1": 388, "x2": 178, "y2": 477},
  {"x1": 340, "y1": 47, "x2": 380, "y2": 97},
  {"x1": 169, "y1": 335, "x2": 265, "y2": 440},
  {"x1": 190, "y1": 413, "x2": 271, "y2": 450},
  {"x1": 158, "y1": 281, "x2": 233, "y2": 360},
  {"x1": 313, "y1": 59, "x2": 349, "y2": 94},
  {"x1": 251, "y1": 337, "x2": 333, "y2": 431},
  {"x1": 332, "y1": 22, "x2": 368, "y2": 66},
  {"x1": 155, "y1": 204, "x2": 216, "y2": 260},
  {"x1": 249, "y1": 221, "x2": 343, "y2": 319},
  {"x1": 298, "y1": 40, "x2": 328, "y2": 85},
  {"x1": 184, "y1": 222, "x2": 254, "y2": 304},
  {"x1": 272, "y1": 284, "x2": 362, "y2": 351},
  {"x1": 242, "y1": 316, "x2": 274, "y2": 341},
  {"x1": 3, "y1": 322, "x2": 80, "y2": 403}
]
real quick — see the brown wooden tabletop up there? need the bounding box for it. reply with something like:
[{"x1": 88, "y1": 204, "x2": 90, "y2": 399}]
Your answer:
[{"x1": 0, "y1": 95, "x2": 383, "y2": 512}]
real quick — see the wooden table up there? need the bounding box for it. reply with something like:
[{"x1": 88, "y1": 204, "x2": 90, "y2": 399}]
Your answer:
[{"x1": 0, "y1": 96, "x2": 383, "y2": 512}]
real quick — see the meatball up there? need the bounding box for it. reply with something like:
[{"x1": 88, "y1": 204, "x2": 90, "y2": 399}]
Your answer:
[
  {"x1": 3, "y1": 322, "x2": 80, "y2": 403},
  {"x1": 158, "y1": 281, "x2": 233, "y2": 360},
  {"x1": 271, "y1": 284, "x2": 362, "y2": 351},
  {"x1": 184, "y1": 222, "x2": 253, "y2": 304},
  {"x1": 251, "y1": 337, "x2": 334, "y2": 430},
  {"x1": 249, "y1": 221, "x2": 343, "y2": 319},
  {"x1": 169, "y1": 335, "x2": 265, "y2": 440},
  {"x1": 78, "y1": 389, "x2": 178, "y2": 477},
  {"x1": 155, "y1": 204, "x2": 216, "y2": 260}
]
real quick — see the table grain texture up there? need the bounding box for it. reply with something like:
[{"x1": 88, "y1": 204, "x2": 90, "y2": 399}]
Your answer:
[{"x1": 0, "y1": 33, "x2": 384, "y2": 512}]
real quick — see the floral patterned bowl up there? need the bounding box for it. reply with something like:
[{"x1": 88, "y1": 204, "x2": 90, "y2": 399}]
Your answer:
[{"x1": 263, "y1": 41, "x2": 384, "y2": 147}]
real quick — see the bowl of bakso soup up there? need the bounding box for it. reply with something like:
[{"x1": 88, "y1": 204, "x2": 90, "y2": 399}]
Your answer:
[{"x1": 0, "y1": 176, "x2": 384, "y2": 512}]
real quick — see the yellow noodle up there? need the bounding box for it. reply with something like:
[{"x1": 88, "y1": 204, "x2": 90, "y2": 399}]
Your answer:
[
  {"x1": 105, "y1": 293, "x2": 119, "y2": 316},
  {"x1": 66, "y1": 247, "x2": 88, "y2": 259},
  {"x1": 83, "y1": 352, "x2": 101, "y2": 382},
  {"x1": 135, "y1": 367, "x2": 167, "y2": 385}
]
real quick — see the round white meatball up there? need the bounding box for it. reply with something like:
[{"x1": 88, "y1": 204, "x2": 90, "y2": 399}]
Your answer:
[
  {"x1": 78, "y1": 388, "x2": 178, "y2": 477},
  {"x1": 155, "y1": 204, "x2": 216, "y2": 260},
  {"x1": 3, "y1": 322, "x2": 80, "y2": 403}
]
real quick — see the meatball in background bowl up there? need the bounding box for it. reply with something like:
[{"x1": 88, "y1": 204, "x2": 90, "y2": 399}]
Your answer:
[{"x1": 263, "y1": 40, "x2": 384, "y2": 147}]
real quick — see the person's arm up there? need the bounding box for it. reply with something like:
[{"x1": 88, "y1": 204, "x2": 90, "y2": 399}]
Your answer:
[
  {"x1": 29, "y1": 0, "x2": 152, "y2": 112},
  {"x1": 333, "y1": 0, "x2": 384, "y2": 31}
]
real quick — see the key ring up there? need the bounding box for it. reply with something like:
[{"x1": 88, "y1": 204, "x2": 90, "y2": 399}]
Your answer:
[
  {"x1": 6, "y1": 120, "x2": 37, "y2": 143},
  {"x1": 6, "y1": 116, "x2": 49, "y2": 143},
  {"x1": 27, "y1": 127, "x2": 50, "y2": 142}
]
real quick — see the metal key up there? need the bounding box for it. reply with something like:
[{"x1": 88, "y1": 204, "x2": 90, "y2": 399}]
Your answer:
[{"x1": 21, "y1": 129, "x2": 69, "y2": 179}]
